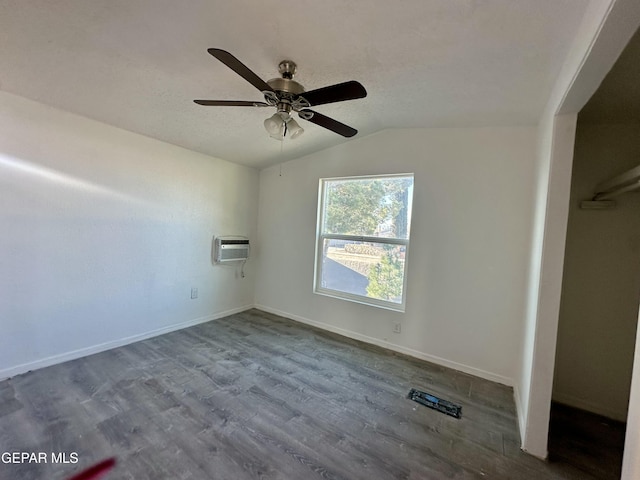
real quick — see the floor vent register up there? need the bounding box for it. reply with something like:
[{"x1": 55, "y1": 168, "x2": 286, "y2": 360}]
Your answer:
[{"x1": 408, "y1": 388, "x2": 462, "y2": 419}]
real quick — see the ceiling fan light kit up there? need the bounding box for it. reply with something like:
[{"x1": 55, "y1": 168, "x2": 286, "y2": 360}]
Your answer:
[
  {"x1": 263, "y1": 112, "x2": 304, "y2": 140},
  {"x1": 194, "y1": 49, "x2": 366, "y2": 141}
]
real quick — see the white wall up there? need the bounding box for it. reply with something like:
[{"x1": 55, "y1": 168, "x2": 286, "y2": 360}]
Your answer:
[
  {"x1": 255, "y1": 127, "x2": 536, "y2": 385},
  {"x1": 0, "y1": 91, "x2": 259, "y2": 379},
  {"x1": 554, "y1": 123, "x2": 640, "y2": 421}
]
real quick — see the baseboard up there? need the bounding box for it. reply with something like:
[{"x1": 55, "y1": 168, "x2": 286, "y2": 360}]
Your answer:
[
  {"x1": 0, "y1": 304, "x2": 254, "y2": 381},
  {"x1": 552, "y1": 390, "x2": 628, "y2": 422},
  {"x1": 254, "y1": 304, "x2": 514, "y2": 387}
]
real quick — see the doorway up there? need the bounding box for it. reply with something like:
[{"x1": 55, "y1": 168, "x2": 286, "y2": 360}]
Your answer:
[{"x1": 550, "y1": 26, "x2": 640, "y2": 478}]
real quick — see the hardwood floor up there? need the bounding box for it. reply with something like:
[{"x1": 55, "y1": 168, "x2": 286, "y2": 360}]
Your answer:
[
  {"x1": 0, "y1": 309, "x2": 605, "y2": 479},
  {"x1": 548, "y1": 402, "x2": 626, "y2": 479}
]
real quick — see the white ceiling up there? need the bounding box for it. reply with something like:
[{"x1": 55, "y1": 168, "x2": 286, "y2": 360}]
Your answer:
[{"x1": 0, "y1": 0, "x2": 589, "y2": 169}]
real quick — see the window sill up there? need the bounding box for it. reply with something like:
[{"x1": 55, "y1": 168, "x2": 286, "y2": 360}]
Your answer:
[{"x1": 314, "y1": 287, "x2": 406, "y2": 313}]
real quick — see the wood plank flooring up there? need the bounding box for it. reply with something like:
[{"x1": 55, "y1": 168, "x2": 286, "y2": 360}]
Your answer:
[
  {"x1": 0, "y1": 309, "x2": 605, "y2": 479},
  {"x1": 548, "y1": 402, "x2": 626, "y2": 479}
]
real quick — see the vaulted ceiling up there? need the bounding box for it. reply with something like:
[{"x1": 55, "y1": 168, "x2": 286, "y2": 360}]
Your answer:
[{"x1": 0, "y1": 0, "x2": 589, "y2": 168}]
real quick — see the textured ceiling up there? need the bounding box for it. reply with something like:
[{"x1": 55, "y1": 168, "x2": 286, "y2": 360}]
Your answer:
[{"x1": 0, "y1": 0, "x2": 589, "y2": 168}]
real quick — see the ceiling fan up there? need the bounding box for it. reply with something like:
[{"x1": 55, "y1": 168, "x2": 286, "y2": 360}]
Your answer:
[{"x1": 194, "y1": 49, "x2": 367, "y2": 140}]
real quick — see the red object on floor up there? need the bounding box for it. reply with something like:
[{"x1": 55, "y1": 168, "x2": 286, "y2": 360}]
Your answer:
[{"x1": 67, "y1": 458, "x2": 116, "y2": 480}]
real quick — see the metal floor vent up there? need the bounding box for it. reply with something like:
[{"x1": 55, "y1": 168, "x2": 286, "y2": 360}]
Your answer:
[{"x1": 408, "y1": 388, "x2": 462, "y2": 419}]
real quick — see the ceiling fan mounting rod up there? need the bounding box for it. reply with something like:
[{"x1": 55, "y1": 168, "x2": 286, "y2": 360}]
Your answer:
[
  {"x1": 278, "y1": 60, "x2": 297, "y2": 79},
  {"x1": 263, "y1": 58, "x2": 305, "y2": 97}
]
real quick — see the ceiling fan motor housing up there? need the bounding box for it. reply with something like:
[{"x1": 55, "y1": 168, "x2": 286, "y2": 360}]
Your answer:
[
  {"x1": 266, "y1": 60, "x2": 308, "y2": 113},
  {"x1": 266, "y1": 77, "x2": 305, "y2": 95}
]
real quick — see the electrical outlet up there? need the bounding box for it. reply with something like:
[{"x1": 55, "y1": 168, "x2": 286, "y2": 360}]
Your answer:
[
  {"x1": 191, "y1": 287, "x2": 198, "y2": 299},
  {"x1": 393, "y1": 323, "x2": 401, "y2": 334}
]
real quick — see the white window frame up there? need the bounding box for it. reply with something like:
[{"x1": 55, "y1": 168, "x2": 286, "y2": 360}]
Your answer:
[{"x1": 313, "y1": 173, "x2": 413, "y2": 312}]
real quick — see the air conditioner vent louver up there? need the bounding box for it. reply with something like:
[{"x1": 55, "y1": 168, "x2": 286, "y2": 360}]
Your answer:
[
  {"x1": 218, "y1": 239, "x2": 250, "y2": 245},
  {"x1": 214, "y1": 236, "x2": 250, "y2": 263}
]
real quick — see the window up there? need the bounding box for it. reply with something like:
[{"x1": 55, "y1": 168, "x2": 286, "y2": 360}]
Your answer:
[{"x1": 314, "y1": 174, "x2": 414, "y2": 311}]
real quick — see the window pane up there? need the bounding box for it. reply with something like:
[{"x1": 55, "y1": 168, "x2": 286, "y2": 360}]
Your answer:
[
  {"x1": 319, "y1": 238, "x2": 406, "y2": 304},
  {"x1": 323, "y1": 176, "x2": 413, "y2": 239}
]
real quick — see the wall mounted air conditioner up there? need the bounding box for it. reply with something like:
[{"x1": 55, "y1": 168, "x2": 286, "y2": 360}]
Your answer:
[{"x1": 214, "y1": 236, "x2": 250, "y2": 263}]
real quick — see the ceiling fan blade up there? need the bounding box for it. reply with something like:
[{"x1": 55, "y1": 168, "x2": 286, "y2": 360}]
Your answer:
[
  {"x1": 299, "y1": 81, "x2": 366, "y2": 107},
  {"x1": 298, "y1": 110, "x2": 358, "y2": 137},
  {"x1": 207, "y1": 48, "x2": 274, "y2": 93},
  {"x1": 194, "y1": 100, "x2": 269, "y2": 107}
]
